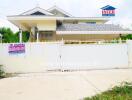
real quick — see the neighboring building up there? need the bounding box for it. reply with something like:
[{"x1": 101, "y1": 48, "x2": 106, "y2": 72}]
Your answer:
[{"x1": 7, "y1": 6, "x2": 132, "y2": 42}]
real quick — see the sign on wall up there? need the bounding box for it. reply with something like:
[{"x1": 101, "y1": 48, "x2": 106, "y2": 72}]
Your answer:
[
  {"x1": 8, "y1": 44, "x2": 25, "y2": 54},
  {"x1": 101, "y1": 5, "x2": 116, "y2": 16}
]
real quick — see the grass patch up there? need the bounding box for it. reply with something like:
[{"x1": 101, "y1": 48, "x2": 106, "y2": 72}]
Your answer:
[
  {"x1": 0, "y1": 65, "x2": 6, "y2": 78},
  {"x1": 84, "y1": 82, "x2": 132, "y2": 100}
]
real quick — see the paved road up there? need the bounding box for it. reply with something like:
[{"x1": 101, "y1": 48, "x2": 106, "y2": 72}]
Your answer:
[{"x1": 0, "y1": 69, "x2": 132, "y2": 100}]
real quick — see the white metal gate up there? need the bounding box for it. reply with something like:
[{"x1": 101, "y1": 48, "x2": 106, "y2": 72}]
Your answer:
[{"x1": 58, "y1": 44, "x2": 128, "y2": 70}]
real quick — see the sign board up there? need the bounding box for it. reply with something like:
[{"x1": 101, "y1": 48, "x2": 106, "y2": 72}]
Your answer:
[
  {"x1": 8, "y1": 44, "x2": 25, "y2": 54},
  {"x1": 101, "y1": 5, "x2": 116, "y2": 16}
]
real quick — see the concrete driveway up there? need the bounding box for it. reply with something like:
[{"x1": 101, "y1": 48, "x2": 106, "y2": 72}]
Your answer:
[{"x1": 0, "y1": 69, "x2": 132, "y2": 100}]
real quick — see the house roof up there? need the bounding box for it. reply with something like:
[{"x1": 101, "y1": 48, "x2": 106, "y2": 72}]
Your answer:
[
  {"x1": 20, "y1": 7, "x2": 54, "y2": 16},
  {"x1": 8, "y1": 6, "x2": 109, "y2": 23},
  {"x1": 47, "y1": 6, "x2": 73, "y2": 17},
  {"x1": 101, "y1": 5, "x2": 116, "y2": 10},
  {"x1": 57, "y1": 24, "x2": 131, "y2": 34},
  {"x1": 20, "y1": 6, "x2": 73, "y2": 17}
]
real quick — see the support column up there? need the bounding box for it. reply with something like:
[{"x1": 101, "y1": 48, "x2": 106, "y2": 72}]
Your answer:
[
  {"x1": 36, "y1": 32, "x2": 39, "y2": 42},
  {"x1": 19, "y1": 29, "x2": 22, "y2": 43}
]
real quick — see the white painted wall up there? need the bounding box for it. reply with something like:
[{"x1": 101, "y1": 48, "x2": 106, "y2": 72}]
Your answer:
[
  {"x1": 0, "y1": 42, "x2": 61, "y2": 73},
  {"x1": 0, "y1": 42, "x2": 129, "y2": 73}
]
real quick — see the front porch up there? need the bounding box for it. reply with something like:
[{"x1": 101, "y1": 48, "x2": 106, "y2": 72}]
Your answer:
[
  {"x1": 28, "y1": 30, "x2": 123, "y2": 42},
  {"x1": 29, "y1": 31, "x2": 56, "y2": 42}
]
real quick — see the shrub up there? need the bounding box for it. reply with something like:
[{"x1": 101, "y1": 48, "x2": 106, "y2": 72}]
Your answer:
[
  {"x1": 0, "y1": 65, "x2": 5, "y2": 78},
  {"x1": 84, "y1": 82, "x2": 132, "y2": 100}
]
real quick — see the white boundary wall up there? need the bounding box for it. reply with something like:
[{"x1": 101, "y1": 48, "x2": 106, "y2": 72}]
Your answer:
[{"x1": 0, "y1": 42, "x2": 130, "y2": 73}]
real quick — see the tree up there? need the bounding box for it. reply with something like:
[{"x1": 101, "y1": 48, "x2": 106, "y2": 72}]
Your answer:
[
  {"x1": 0, "y1": 27, "x2": 16, "y2": 43},
  {"x1": 0, "y1": 27, "x2": 30, "y2": 43},
  {"x1": 121, "y1": 34, "x2": 132, "y2": 40},
  {"x1": 15, "y1": 31, "x2": 30, "y2": 42}
]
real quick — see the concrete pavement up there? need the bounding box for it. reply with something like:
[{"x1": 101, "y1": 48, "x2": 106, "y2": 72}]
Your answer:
[{"x1": 0, "y1": 69, "x2": 132, "y2": 100}]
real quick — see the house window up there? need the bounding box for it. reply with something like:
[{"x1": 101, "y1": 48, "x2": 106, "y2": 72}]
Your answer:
[
  {"x1": 44, "y1": 32, "x2": 53, "y2": 38},
  {"x1": 86, "y1": 22, "x2": 96, "y2": 24}
]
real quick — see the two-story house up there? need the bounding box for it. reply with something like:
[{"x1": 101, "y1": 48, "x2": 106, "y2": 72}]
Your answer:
[{"x1": 7, "y1": 6, "x2": 132, "y2": 42}]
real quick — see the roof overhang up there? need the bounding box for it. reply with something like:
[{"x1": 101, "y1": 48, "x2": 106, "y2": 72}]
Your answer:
[
  {"x1": 7, "y1": 16, "x2": 110, "y2": 30},
  {"x1": 7, "y1": 16, "x2": 109, "y2": 21},
  {"x1": 7, "y1": 16, "x2": 58, "y2": 31},
  {"x1": 7, "y1": 16, "x2": 57, "y2": 21},
  {"x1": 57, "y1": 31, "x2": 132, "y2": 34},
  {"x1": 7, "y1": 16, "x2": 110, "y2": 31},
  {"x1": 63, "y1": 17, "x2": 109, "y2": 21}
]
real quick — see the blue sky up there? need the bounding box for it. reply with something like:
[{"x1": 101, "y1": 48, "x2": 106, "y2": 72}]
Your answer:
[{"x1": 0, "y1": 0, "x2": 131, "y2": 32}]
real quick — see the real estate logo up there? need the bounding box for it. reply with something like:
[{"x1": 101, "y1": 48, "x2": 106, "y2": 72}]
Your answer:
[{"x1": 101, "y1": 5, "x2": 116, "y2": 16}]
